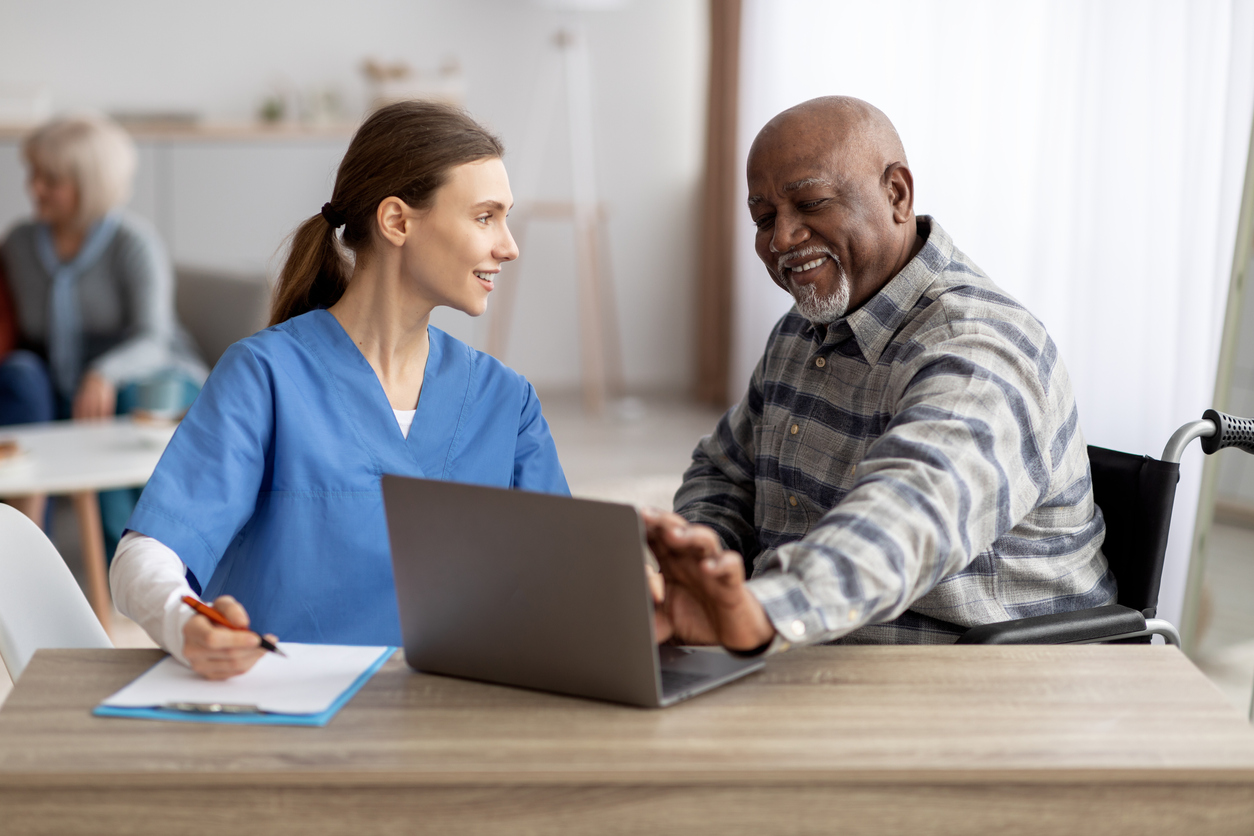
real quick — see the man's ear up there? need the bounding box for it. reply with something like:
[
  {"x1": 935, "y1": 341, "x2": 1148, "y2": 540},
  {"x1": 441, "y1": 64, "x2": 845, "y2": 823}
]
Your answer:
[
  {"x1": 884, "y1": 163, "x2": 914, "y2": 224},
  {"x1": 375, "y1": 196, "x2": 410, "y2": 248}
]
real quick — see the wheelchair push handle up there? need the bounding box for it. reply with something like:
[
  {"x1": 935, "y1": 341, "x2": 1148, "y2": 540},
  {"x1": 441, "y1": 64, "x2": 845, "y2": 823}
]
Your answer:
[{"x1": 1200, "y1": 409, "x2": 1254, "y2": 456}]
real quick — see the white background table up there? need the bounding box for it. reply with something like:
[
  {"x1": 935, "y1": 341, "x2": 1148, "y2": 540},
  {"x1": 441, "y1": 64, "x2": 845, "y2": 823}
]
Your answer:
[{"x1": 0, "y1": 418, "x2": 175, "y2": 632}]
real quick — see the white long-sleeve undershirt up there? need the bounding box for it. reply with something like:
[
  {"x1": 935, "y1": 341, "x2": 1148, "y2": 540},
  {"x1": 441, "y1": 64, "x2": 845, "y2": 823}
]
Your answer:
[
  {"x1": 110, "y1": 531, "x2": 197, "y2": 664},
  {"x1": 110, "y1": 407, "x2": 418, "y2": 663}
]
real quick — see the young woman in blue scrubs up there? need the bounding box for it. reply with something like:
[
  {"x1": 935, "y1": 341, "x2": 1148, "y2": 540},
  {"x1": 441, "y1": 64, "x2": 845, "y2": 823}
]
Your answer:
[{"x1": 109, "y1": 101, "x2": 568, "y2": 679}]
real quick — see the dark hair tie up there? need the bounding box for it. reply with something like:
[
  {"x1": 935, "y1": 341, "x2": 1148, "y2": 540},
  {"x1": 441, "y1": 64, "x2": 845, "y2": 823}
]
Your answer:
[{"x1": 321, "y1": 202, "x2": 346, "y2": 229}]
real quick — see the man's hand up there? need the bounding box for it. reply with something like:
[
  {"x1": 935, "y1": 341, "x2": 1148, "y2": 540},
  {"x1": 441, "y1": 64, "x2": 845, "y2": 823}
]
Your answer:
[
  {"x1": 181, "y1": 595, "x2": 274, "y2": 680},
  {"x1": 641, "y1": 508, "x2": 776, "y2": 652},
  {"x1": 72, "y1": 372, "x2": 116, "y2": 420}
]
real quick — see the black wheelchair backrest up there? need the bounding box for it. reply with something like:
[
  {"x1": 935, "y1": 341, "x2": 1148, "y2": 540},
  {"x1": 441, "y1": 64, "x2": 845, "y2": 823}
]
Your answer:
[{"x1": 1086, "y1": 446, "x2": 1180, "y2": 619}]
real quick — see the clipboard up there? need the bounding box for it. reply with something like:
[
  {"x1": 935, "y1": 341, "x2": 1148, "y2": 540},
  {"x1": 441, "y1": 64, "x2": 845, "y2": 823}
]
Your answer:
[{"x1": 93, "y1": 643, "x2": 395, "y2": 727}]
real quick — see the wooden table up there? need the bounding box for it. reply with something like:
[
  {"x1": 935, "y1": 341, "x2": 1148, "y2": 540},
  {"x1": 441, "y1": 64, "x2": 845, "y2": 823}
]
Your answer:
[
  {"x1": 0, "y1": 418, "x2": 175, "y2": 632},
  {"x1": 0, "y1": 646, "x2": 1251, "y2": 835}
]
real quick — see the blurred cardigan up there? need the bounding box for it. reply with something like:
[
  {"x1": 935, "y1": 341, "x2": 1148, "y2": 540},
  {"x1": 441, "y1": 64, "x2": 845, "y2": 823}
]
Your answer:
[{"x1": 0, "y1": 212, "x2": 206, "y2": 388}]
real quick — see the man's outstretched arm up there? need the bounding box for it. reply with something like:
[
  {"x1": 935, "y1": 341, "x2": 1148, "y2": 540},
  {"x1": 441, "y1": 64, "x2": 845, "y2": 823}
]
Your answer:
[{"x1": 650, "y1": 324, "x2": 1094, "y2": 652}]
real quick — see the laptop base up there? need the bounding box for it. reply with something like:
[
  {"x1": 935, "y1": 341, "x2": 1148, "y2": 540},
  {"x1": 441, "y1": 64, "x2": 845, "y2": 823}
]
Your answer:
[{"x1": 658, "y1": 646, "x2": 764, "y2": 706}]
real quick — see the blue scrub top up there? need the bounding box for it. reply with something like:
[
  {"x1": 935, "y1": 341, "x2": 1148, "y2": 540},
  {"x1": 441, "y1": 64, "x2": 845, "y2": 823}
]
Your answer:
[{"x1": 127, "y1": 309, "x2": 569, "y2": 645}]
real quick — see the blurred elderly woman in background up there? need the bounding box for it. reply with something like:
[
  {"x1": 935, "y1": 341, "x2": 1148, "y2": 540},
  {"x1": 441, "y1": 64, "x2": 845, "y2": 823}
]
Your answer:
[{"x1": 0, "y1": 113, "x2": 207, "y2": 550}]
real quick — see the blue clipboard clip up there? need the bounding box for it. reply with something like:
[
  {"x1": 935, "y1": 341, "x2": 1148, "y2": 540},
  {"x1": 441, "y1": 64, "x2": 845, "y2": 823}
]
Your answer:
[{"x1": 164, "y1": 702, "x2": 262, "y2": 714}]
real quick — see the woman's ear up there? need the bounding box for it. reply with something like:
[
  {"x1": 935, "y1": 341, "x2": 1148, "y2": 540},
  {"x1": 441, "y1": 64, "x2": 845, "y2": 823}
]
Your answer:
[{"x1": 375, "y1": 197, "x2": 410, "y2": 248}]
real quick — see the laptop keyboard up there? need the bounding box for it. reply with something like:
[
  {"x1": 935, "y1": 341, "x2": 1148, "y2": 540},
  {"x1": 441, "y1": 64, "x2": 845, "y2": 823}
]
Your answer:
[{"x1": 660, "y1": 667, "x2": 712, "y2": 696}]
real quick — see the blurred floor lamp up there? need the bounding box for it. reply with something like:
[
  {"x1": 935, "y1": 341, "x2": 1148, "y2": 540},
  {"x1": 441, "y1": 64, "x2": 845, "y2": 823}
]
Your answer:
[{"x1": 487, "y1": 1, "x2": 626, "y2": 414}]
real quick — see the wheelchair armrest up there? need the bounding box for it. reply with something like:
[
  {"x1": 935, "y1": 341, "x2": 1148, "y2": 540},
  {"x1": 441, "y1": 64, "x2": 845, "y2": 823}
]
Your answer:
[{"x1": 954, "y1": 604, "x2": 1146, "y2": 645}]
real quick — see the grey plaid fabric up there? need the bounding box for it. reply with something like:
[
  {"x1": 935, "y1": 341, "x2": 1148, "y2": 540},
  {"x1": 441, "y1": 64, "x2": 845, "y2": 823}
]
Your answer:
[{"x1": 675, "y1": 217, "x2": 1115, "y2": 646}]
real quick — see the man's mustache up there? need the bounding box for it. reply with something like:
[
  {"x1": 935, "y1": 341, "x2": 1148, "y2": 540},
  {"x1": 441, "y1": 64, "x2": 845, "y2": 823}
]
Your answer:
[{"x1": 775, "y1": 246, "x2": 837, "y2": 278}]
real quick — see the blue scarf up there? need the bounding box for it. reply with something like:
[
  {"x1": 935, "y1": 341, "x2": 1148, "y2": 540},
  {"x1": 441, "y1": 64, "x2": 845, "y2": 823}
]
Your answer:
[{"x1": 34, "y1": 213, "x2": 122, "y2": 398}]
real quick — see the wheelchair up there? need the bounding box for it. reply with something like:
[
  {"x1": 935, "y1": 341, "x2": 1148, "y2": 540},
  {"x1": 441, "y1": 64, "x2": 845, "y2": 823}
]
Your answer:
[{"x1": 958, "y1": 409, "x2": 1254, "y2": 646}]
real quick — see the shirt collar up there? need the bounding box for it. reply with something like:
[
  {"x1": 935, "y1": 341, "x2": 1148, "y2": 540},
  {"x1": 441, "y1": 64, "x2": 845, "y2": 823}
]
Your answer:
[{"x1": 806, "y1": 216, "x2": 952, "y2": 364}]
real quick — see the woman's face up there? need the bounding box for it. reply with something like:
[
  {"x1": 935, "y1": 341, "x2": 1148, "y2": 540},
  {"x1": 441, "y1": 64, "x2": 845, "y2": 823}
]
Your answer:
[
  {"x1": 27, "y1": 160, "x2": 80, "y2": 230},
  {"x1": 400, "y1": 157, "x2": 519, "y2": 317}
]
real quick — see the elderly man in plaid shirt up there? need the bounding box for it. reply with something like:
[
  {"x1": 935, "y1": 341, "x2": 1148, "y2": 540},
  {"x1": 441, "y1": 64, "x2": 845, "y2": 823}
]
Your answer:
[{"x1": 644, "y1": 96, "x2": 1114, "y2": 654}]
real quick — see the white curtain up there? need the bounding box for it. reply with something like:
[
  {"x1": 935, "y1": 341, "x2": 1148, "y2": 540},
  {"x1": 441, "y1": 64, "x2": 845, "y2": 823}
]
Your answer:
[{"x1": 732, "y1": 0, "x2": 1254, "y2": 631}]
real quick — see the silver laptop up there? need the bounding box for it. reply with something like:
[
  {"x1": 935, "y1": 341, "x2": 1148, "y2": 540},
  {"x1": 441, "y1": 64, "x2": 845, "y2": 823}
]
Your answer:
[{"x1": 382, "y1": 475, "x2": 764, "y2": 708}]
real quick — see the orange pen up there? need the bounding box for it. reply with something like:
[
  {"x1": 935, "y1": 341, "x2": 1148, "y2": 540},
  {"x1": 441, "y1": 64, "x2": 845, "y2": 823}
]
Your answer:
[{"x1": 181, "y1": 595, "x2": 287, "y2": 656}]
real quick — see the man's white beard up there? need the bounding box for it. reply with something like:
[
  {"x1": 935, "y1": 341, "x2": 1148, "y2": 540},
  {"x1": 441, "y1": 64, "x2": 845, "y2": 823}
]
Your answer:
[{"x1": 790, "y1": 266, "x2": 850, "y2": 324}]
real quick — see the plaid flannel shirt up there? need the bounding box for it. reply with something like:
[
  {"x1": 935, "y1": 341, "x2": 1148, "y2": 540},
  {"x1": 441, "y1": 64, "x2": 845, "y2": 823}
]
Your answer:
[{"x1": 675, "y1": 217, "x2": 1115, "y2": 646}]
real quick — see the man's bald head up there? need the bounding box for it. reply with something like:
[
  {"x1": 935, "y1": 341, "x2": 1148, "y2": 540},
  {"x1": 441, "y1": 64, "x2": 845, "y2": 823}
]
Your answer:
[
  {"x1": 746, "y1": 97, "x2": 921, "y2": 322},
  {"x1": 753, "y1": 96, "x2": 908, "y2": 180}
]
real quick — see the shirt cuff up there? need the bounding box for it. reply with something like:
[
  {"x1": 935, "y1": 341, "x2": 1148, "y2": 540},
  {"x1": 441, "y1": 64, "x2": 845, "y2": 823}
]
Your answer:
[{"x1": 747, "y1": 569, "x2": 865, "y2": 647}]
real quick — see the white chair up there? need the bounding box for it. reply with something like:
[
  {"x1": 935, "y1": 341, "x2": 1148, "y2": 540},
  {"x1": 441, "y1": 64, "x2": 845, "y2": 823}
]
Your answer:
[{"x1": 0, "y1": 504, "x2": 112, "y2": 681}]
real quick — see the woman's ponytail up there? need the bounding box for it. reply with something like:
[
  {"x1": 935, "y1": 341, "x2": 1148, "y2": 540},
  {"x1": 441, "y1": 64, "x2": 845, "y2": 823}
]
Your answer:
[
  {"x1": 269, "y1": 213, "x2": 351, "y2": 326},
  {"x1": 268, "y1": 100, "x2": 503, "y2": 326}
]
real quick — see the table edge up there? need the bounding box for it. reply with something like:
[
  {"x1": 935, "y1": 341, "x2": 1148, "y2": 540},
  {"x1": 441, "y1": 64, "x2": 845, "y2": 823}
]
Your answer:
[{"x1": 0, "y1": 767, "x2": 1251, "y2": 790}]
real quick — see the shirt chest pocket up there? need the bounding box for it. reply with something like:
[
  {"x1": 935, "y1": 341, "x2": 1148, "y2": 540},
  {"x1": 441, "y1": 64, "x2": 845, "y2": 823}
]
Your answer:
[
  {"x1": 753, "y1": 424, "x2": 810, "y2": 531},
  {"x1": 771, "y1": 415, "x2": 872, "y2": 521}
]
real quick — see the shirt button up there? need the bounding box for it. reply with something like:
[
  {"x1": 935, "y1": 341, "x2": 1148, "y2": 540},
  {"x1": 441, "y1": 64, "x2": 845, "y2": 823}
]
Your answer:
[
  {"x1": 790, "y1": 424, "x2": 799, "y2": 435},
  {"x1": 788, "y1": 495, "x2": 798, "y2": 507},
  {"x1": 790, "y1": 619, "x2": 806, "y2": 637},
  {"x1": 815, "y1": 357, "x2": 826, "y2": 368}
]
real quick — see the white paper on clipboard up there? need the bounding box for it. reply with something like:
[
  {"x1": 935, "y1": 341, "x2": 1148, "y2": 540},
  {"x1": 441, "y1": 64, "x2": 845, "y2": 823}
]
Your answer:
[{"x1": 99, "y1": 642, "x2": 392, "y2": 715}]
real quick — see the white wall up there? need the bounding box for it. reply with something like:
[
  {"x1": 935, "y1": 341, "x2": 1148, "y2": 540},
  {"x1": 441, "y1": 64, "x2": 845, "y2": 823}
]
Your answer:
[{"x1": 0, "y1": 0, "x2": 707, "y2": 392}]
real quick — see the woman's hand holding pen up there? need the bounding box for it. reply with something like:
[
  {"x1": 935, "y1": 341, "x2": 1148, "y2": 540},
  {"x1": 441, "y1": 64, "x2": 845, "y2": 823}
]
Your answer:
[{"x1": 181, "y1": 595, "x2": 277, "y2": 680}]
